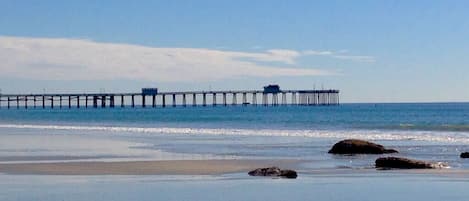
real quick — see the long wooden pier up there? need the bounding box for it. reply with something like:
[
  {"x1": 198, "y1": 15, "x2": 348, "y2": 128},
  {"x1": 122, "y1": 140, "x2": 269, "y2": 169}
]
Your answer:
[{"x1": 0, "y1": 87, "x2": 339, "y2": 109}]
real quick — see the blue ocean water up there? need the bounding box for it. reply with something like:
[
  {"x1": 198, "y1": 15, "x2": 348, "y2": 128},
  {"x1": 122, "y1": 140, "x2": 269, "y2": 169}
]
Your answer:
[
  {"x1": 1, "y1": 103, "x2": 469, "y2": 131},
  {"x1": 0, "y1": 103, "x2": 468, "y2": 167}
]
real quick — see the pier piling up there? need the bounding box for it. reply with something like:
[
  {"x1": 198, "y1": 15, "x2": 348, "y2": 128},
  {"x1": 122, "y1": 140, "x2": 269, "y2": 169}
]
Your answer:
[{"x1": 172, "y1": 94, "x2": 176, "y2": 107}]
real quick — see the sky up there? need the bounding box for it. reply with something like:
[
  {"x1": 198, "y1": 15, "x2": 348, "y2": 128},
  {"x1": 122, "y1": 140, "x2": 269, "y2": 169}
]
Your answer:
[{"x1": 0, "y1": 0, "x2": 468, "y2": 103}]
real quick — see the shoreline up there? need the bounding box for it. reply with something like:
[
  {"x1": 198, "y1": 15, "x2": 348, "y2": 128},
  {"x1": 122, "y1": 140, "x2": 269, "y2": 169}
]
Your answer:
[
  {"x1": 0, "y1": 159, "x2": 299, "y2": 175},
  {"x1": 1, "y1": 159, "x2": 469, "y2": 177}
]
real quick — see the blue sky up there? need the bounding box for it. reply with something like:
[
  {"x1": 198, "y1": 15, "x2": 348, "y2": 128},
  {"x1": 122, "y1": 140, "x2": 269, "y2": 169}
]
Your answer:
[{"x1": 1, "y1": 0, "x2": 468, "y2": 102}]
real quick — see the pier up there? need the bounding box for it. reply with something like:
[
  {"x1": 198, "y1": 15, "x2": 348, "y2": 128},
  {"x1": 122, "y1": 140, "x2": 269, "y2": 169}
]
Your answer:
[{"x1": 0, "y1": 85, "x2": 339, "y2": 109}]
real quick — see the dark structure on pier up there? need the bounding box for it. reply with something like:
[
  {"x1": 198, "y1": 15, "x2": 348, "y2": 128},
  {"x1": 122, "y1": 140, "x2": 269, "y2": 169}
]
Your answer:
[{"x1": 0, "y1": 85, "x2": 339, "y2": 109}]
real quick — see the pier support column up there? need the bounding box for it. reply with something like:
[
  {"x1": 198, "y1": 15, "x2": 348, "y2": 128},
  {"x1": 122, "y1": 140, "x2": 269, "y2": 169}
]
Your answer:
[
  {"x1": 93, "y1": 96, "x2": 98, "y2": 108},
  {"x1": 172, "y1": 94, "x2": 176, "y2": 107},
  {"x1": 317, "y1": 93, "x2": 320, "y2": 105},
  {"x1": 152, "y1": 95, "x2": 156, "y2": 108},
  {"x1": 298, "y1": 93, "x2": 303, "y2": 105},
  {"x1": 142, "y1": 95, "x2": 146, "y2": 108},
  {"x1": 292, "y1": 93, "x2": 297, "y2": 105},
  {"x1": 77, "y1": 96, "x2": 80, "y2": 108},
  {"x1": 131, "y1": 95, "x2": 135, "y2": 108},
  {"x1": 110, "y1": 96, "x2": 115, "y2": 108},
  {"x1": 85, "y1": 96, "x2": 88, "y2": 108},
  {"x1": 262, "y1": 93, "x2": 268, "y2": 106},
  {"x1": 16, "y1": 96, "x2": 19, "y2": 109},
  {"x1": 272, "y1": 93, "x2": 278, "y2": 106},
  {"x1": 121, "y1": 96, "x2": 124, "y2": 108},
  {"x1": 212, "y1": 93, "x2": 217, "y2": 106},
  {"x1": 101, "y1": 96, "x2": 106, "y2": 108},
  {"x1": 182, "y1": 94, "x2": 186, "y2": 107},
  {"x1": 202, "y1": 93, "x2": 207, "y2": 107},
  {"x1": 223, "y1": 93, "x2": 227, "y2": 106},
  {"x1": 68, "y1": 96, "x2": 72, "y2": 108},
  {"x1": 24, "y1": 96, "x2": 28, "y2": 109},
  {"x1": 242, "y1": 93, "x2": 247, "y2": 106},
  {"x1": 162, "y1": 95, "x2": 166, "y2": 107},
  {"x1": 33, "y1": 96, "x2": 37, "y2": 108},
  {"x1": 334, "y1": 93, "x2": 339, "y2": 105},
  {"x1": 319, "y1": 93, "x2": 324, "y2": 105},
  {"x1": 192, "y1": 94, "x2": 196, "y2": 107},
  {"x1": 7, "y1": 97, "x2": 10, "y2": 109},
  {"x1": 321, "y1": 93, "x2": 325, "y2": 105},
  {"x1": 282, "y1": 93, "x2": 287, "y2": 105},
  {"x1": 316, "y1": 93, "x2": 320, "y2": 105},
  {"x1": 232, "y1": 93, "x2": 237, "y2": 105},
  {"x1": 59, "y1": 96, "x2": 63, "y2": 108},
  {"x1": 50, "y1": 96, "x2": 54, "y2": 108},
  {"x1": 252, "y1": 93, "x2": 257, "y2": 106}
]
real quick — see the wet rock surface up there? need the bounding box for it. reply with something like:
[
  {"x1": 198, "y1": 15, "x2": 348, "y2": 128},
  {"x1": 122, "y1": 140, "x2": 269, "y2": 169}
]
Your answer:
[
  {"x1": 248, "y1": 167, "x2": 297, "y2": 179},
  {"x1": 375, "y1": 157, "x2": 447, "y2": 169},
  {"x1": 328, "y1": 139, "x2": 398, "y2": 154},
  {"x1": 461, "y1": 152, "x2": 469, "y2": 158}
]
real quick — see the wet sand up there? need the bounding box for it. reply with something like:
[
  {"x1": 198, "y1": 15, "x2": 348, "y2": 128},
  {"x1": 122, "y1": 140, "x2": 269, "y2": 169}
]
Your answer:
[{"x1": 0, "y1": 159, "x2": 298, "y2": 175}]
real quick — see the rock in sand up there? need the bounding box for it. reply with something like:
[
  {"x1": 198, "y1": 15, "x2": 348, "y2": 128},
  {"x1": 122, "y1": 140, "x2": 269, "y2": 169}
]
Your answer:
[
  {"x1": 248, "y1": 167, "x2": 297, "y2": 179},
  {"x1": 328, "y1": 139, "x2": 398, "y2": 154},
  {"x1": 461, "y1": 152, "x2": 469, "y2": 158},
  {"x1": 375, "y1": 157, "x2": 447, "y2": 169}
]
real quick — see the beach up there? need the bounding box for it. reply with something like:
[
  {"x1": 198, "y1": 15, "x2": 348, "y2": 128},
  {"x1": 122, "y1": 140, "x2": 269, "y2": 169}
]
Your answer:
[
  {"x1": 0, "y1": 159, "x2": 298, "y2": 175},
  {"x1": 0, "y1": 104, "x2": 469, "y2": 200}
]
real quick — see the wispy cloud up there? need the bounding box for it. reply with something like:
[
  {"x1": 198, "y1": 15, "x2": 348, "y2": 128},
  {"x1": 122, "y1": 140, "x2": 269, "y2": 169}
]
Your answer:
[
  {"x1": 302, "y1": 50, "x2": 375, "y2": 63},
  {"x1": 0, "y1": 36, "x2": 333, "y2": 82},
  {"x1": 331, "y1": 55, "x2": 376, "y2": 62},
  {"x1": 303, "y1": 50, "x2": 333, "y2": 56}
]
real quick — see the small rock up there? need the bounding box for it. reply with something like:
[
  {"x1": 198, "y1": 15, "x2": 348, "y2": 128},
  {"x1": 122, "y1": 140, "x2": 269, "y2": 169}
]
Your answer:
[
  {"x1": 248, "y1": 167, "x2": 297, "y2": 179},
  {"x1": 328, "y1": 139, "x2": 398, "y2": 154},
  {"x1": 376, "y1": 157, "x2": 447, "y2": 169},
  {"x1": 461, "y1": 152, "x2": 469, "y2": 158},
  {"x1": 248, "y1": 166, "x2": 281, "y2": 176}
]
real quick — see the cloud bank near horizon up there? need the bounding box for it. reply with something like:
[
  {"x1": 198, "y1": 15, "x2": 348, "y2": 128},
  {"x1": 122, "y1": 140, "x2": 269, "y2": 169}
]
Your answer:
[{"x1": 0, "y1": 36, "x2": 373, "y2": 82}]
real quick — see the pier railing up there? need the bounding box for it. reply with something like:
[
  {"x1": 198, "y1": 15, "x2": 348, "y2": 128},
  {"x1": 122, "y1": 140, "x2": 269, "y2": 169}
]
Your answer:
[{"x1": 0, "y1": 89, "x2": 339, "y2": 109}]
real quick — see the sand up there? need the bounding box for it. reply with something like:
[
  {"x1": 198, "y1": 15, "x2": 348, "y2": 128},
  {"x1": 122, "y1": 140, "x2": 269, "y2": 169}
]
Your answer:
[{"x1": 0, "y1": 159, "x2": 298, "y2": 175}]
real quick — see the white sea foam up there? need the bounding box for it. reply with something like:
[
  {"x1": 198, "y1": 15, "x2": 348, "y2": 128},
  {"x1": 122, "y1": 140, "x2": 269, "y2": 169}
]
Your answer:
[{"x1": 1, "y1": 124, "x2": 469, "y2": 144}]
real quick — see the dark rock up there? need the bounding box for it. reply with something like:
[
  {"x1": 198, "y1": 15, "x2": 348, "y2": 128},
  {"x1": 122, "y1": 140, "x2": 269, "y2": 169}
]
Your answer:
[
  {"x1": 461, "y1": 152, "x2": 469, "y2": 158},
  {"x1": 248, "y1": 167, "x2": 297, "y2": 179},
  {"x1": 248, "y1": 166, "x2": 281, "y2": 176},
  {"x1": 375, "y1": 157, "x2": 447, "y2": 169},
  {"x1": 279, "y1": 169, "x2": 298, "y2": 179},
  {"x1": 328, "y1": 139, "x2": 398, "y2": 154}
]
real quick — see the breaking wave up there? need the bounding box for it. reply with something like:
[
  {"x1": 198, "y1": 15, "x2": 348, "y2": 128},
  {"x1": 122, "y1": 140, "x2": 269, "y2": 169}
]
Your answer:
[{"x1": 1, "y1": 124, "x2": 469, "y2": 144}]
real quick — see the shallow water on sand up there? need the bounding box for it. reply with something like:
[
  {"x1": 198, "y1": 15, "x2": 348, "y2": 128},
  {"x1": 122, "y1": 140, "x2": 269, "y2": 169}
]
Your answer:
[{"x1": 1, "y1": 173, "x2": 469, "y2": 201}]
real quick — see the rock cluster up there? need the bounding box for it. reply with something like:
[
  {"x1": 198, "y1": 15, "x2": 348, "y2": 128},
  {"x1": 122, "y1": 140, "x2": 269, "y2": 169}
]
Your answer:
[{"x1": 247, "y1": 139, "x2": 462, "y2": 178}]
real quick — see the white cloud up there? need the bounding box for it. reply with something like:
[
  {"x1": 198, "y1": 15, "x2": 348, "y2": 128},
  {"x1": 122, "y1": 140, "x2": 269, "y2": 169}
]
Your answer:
[
  {"x1": 332, "y1": 55, "x2": 376, "y2": 62},
  {"x1": 302, "y1": 49, "x2": 375, "y2": 63},
  {"x1": 0, "y1": 36, "x2": 333, "y2": 82},
  {"x1": 303, "y1": 50, "x2": 333, "y2": 56}
]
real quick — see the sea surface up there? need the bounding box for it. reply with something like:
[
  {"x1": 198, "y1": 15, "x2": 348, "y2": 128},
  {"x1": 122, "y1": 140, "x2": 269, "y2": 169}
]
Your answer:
[{"x1": 1, "y1": 103, "x2": 469, "y2": 200}]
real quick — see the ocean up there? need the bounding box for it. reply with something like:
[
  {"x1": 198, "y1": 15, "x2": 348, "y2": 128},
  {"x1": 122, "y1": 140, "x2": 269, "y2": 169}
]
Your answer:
[{"x1": 1, "y1": 103, "x2": 469, "y2": 201}]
